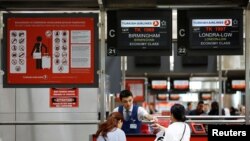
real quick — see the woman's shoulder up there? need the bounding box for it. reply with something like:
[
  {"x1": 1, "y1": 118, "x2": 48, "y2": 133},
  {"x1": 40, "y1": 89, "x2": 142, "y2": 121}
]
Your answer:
[
  {"x1": 168, "y1": 122, "x2": 189, "y2": 129},
  {"x1": 115, "y1": 128, "x2": 125, "y2": 134},
  {"x1": 108, "y1": 128, "x2": 126, "y2": 139}
]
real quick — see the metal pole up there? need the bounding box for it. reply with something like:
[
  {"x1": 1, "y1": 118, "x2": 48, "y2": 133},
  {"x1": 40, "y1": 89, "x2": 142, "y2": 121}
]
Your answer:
[
  {"x1": 0, "y1": 12, "x2": 3, "y2": 75},
  {"x1": 218, "y1": 56, "x2": 222, "y2": 115},
  {"x1": 145, "y1": 78, "x2": 148, "y2": 103},
  {"x1": 99, "y1": 9, "x2": 106, "y2": 123},
  {"x1": 121, "y1": 56, "x2": 126, "y2": 90},
  {"x1": 245, "y1": 3, "x2": 250, "y2": 125}
]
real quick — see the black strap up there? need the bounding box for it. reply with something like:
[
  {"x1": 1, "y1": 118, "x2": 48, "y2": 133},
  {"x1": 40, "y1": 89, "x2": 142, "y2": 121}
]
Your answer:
[
  {"x1": 103, "y1": 136, "x2": 107, "y2": 141},
  {"x1": 180, "y1": 124, "x2": 186, "y2": 141}
]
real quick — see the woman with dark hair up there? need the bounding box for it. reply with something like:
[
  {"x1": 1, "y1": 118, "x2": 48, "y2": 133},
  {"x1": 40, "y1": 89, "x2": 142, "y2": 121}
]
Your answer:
[
  {"x1": 153, "y1": 103, "x2": 191, "y2": 141},
  {"x1": 96, "y1": 112, "x2": 126, "y2": 141},
  {"x1": 208, "y1": 101, "x2": 219, "y2": 115}
]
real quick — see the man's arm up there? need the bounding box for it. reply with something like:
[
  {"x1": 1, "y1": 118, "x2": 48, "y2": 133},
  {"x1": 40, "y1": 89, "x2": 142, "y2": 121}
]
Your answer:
[
  {"x1": 138, "y1": 107, "x2": 158, "y2": 122},
  {"x1": 144, "y1": 114, "x2": 158, "y2": 122}
]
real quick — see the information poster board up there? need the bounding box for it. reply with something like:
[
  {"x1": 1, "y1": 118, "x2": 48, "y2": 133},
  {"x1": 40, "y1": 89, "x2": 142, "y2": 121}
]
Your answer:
[
  {"x1": 125, "y1": 79, "x2": 145, "y2": 101},
  {"x1": 50, "y1": 88, "x2": 79, "y2": 108},
  {"x1": 2, "y1": 13, "x2": 98, "y2": 87}
]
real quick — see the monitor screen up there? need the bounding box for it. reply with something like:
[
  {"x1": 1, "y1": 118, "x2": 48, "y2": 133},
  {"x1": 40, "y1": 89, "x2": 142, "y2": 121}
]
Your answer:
[
  {"x1": 169, "y1": 94, "x2": 180, "y2": 100},
  {"x1": 231, "y1": 80, "x2": 245, "y2": 90},
  {"x1": 189, "y1": 9, "x2": 243, "y2": 50},
  {"x1": 182, "y1": 56, "x2": 208, "y2": 66},
  {"x1": 107, "y1": 9, "x2": 172, "y2": 52},
  {"x1": 194, "y1": 125, "x2": 204, "y2": 131},
  {"x1": 173, "y1": 80, "x2": 189, "y2": 90},
  {"x1": 157, "y1": 94, "x2": 167, "y2": 100},
  {"x1": 117, "y1": 10, "x2": 172, "y2": 50},
  {"x1": 201, "y1": 93, "x2": 212, "y2": 100},
  {"x1": 135, "y1": 56, "x2": 161, "y2": 66},
  {"x1": 152, "y1": 80, "x2": 167, "y2": 90}
]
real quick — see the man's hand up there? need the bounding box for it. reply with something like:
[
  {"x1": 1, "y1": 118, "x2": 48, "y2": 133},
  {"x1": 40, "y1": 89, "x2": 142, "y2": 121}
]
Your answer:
[{"x1": 151, "y1": 116, "x2": 158, "y2": 123}]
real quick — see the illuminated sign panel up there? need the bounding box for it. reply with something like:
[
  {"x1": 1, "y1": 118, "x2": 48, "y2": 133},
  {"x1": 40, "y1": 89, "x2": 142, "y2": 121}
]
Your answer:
[
  {"x1": 152, "y1": 80, "x2": 167, "y2": 90},
  {"x1": 177, "y1": 8, "x2": 243, "y2": 56},
  {"x1": 107, "y1": 9, "x2": 172, "y2": 56},
  {"x1": 190, "y1": 18, "x2": 241, "y2": 49}
]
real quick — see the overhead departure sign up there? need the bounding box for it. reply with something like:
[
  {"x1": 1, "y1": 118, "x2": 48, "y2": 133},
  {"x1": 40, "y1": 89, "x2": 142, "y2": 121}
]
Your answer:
[
  {"x1": 119, "y1": 19, "x2": 166, "y2": 50},
  {"x1": 177, "y1": 8, "x2": 243, "y2": 56},
  {"x1": 107, "y1": 9, "x2": 172, "y2": 56},
  {"x1": 190, "y1": 18, "x2": 240, "y2": 49}
]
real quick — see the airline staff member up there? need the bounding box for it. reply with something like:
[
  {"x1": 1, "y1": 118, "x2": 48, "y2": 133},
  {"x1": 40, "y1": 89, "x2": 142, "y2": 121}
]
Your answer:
[{"x1": 113, "y1": 90, "x2": 158, "y2": 134}]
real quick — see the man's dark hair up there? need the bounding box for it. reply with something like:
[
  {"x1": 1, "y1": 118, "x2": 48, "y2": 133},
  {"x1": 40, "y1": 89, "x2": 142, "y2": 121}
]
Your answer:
[
  {"x1": 198, "y1": 101, "x2": 204, "y2": 105},
  {"x1": 171, "y1": 103, "x2": 186, "y2": 122},
  {"x1": 119, "y1": 90, "x2": 133, "y2": 101},
  {"x1": 187, "y1": 102, "x2": 192, "y2": 107}
]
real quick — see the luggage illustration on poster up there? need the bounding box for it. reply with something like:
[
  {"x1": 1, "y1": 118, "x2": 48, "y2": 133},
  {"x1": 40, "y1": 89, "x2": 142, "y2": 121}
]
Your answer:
[{"x1": 42, "y1": 53, "x2": 51, "y2": 69}]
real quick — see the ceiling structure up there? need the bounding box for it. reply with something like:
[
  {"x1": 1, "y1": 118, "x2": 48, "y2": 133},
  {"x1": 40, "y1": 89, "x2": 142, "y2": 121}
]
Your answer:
[
  {"x1": 0, "y1": 0, "x2": 248, "y2": 78},
  {"x1": 0, "y1": 0, "x2": 248, "y2": 10}
]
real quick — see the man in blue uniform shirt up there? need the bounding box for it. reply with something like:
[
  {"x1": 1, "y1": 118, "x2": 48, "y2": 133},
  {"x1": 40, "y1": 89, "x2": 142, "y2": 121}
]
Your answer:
[{"x1": 113, "y1": 90, "x2": 158, "y2": 134}]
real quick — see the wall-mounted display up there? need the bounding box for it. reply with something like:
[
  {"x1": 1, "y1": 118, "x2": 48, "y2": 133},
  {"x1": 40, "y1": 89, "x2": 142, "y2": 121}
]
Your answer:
[
  {"x1": 225, "y1": 78, "x2": 245, "y2": 93},
  {"x1": 178, "y1": 8, "x2": 243, "y2": 56},
  {"x1": 2, "y1": 13, "x2": 99, "y2": 87},
  {"x1": 151, "y1": 80, "x2": 168, "y2": 90},
  {"x1": 170, "y1": 78, "x2": 189, "y2": 92},
  {"x1": 156, "y1": 94, "x2": 168, "y2": 101},
  {"x1": 107, "y1": 9, "x2": 172, "y2": 56},
  {"x1": 169, "y1": 94, "x2": 180, "y2": 101},
  {"x1": 201, "y1": 93, "x2": 212, "y2": 100},
  {"x1": 182, "y1": 56, "x2": 208, "y2": 66},
  {"x1": 231, "y1": 80, "x2": 245, "y2": 90},
  {"x1": 125, "y1": 79, "x2": 145, "y2": 102}
]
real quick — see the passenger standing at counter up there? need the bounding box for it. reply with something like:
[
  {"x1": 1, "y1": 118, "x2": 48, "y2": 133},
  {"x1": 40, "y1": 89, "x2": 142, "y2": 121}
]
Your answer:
[
  {"x1": 188, "y1": 101, "x2": 204, "y2": 115},
  {"x1": 113, "y1": 90, "x2": 158, "y2": 134},
  {"x1": 208, "y1": 101, "x2": 225, "y2": 116},
  {"x1": 152, "y1": 103, "x2": 191, "y2": 141},
  {"x1": 208, "y1": 101, "x2": 219, "y2": 115},
  {"x1": 96, "y1": 112, "x2": 126, "y2": 141}
]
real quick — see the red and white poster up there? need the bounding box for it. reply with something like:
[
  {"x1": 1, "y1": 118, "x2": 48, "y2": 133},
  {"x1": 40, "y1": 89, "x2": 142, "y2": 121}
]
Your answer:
[
  {"x1": 3, "y1": 13, "x2": 98, "y2": 87},
  {"x1": 50, "y1": 88, "x2": 79, "y2": 108},
  {"x1": 125, "y1": 79, "x2": 145, "y2": 102}
]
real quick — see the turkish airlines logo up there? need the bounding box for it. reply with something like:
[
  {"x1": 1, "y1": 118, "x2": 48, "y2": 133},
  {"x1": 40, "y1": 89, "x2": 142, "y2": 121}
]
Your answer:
[
  {"x1": 153, "y1": 20, "x2": 160, "y2": 27},
  {"x1": 121, "y1": 20, "x2": 161, "y2": 27},
  {"x1": 224, "y1": 19, "x2": 231, "y2": 26},
  {"x1": 192, "y1": 19, "x2": 232, "y2": 27}
]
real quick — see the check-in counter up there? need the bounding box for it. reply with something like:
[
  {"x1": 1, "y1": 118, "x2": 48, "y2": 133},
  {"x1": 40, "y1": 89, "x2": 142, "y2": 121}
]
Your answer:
[{"x1": 91, "y1": 134, "x2": 207, "y2": 141}]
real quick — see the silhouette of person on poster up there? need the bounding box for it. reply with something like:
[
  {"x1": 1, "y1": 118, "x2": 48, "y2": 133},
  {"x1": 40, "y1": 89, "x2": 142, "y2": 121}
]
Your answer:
[{"x1": 31, "y1": 36, "x2": 48, "y2": 69}]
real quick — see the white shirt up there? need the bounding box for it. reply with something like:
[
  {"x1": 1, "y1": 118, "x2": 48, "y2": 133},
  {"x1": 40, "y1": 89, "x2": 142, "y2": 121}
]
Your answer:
[
  {"x1": 156, "y1": 122, "x2": 191, "y2": 141},
  {"x1": 97, "y1": 128, "x2": 126, "y2": 141},
  {"x1": 113, "y1": 105, "x2": 149, "y2": 121}
]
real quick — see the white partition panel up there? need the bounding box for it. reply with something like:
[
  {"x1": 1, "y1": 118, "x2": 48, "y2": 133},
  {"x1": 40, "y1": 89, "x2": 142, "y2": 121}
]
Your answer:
[
  {"x1": 16, "y1": 88, "x2": 98, "y2": 121},
  {"x1": 0, "y1": 126, "x2": 15, "y2": 141},
  {"x1": 16, "y1": 125, "x2": 98, "y2": 141},
  {"x1": 0, "y1": 85, "x2": 15, "y2": 114}
]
